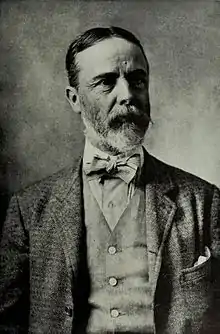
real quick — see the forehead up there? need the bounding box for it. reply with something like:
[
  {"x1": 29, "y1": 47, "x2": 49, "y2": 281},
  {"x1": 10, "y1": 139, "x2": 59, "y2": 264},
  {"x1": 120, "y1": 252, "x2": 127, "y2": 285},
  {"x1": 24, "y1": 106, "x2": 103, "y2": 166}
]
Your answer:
[{"x1": 76, "y1": 37, "x2": 148, "y2": 80}]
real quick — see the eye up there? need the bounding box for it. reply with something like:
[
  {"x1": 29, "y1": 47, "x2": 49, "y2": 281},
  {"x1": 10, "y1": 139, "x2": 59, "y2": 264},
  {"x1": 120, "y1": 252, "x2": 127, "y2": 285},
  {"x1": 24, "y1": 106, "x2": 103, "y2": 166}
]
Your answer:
[
  {"x1": 127, "y1": 70, "x2": 148, "y2": 90},
  {"x1": 98, "y1": 74, "x2": 117, "y2": 89},
  {"x1": 130, "y1": 76, "x2": 147, "y2": 89}
]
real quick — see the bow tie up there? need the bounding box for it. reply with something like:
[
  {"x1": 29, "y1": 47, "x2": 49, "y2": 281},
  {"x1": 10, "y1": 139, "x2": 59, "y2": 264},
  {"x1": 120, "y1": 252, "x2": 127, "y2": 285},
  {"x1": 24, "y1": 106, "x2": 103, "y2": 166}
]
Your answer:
[{"x1": 84, "y1": 153, "x2": 140, "y2": 184}]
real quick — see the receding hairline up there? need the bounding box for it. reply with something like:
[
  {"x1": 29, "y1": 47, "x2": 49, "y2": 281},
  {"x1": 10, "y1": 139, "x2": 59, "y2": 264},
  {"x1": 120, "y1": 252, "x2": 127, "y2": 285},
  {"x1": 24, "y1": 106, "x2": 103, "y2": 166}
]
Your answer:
[
  {"x1": 77, "y1": 35, "x2": 147, "y2": 57},
  {"x1": 66, "y1": 26, "x2": 149, "y2": 88},
  {"x1": 76, "y1": 36, "x2": 148, "y2": 67}
]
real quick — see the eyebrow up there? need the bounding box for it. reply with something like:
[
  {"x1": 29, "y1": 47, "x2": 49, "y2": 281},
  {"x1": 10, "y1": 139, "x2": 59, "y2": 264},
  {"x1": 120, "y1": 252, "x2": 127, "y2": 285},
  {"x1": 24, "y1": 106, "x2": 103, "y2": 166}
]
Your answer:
[
  {"x1": 126, "y1": 69, "x2": 148, "y2": 78},
  {"x1": 90, "y1": 68, "x2": 148, "y2": 84},
  {"x1": 91, "y1": 72, "x2": 118, "y2": 82}
]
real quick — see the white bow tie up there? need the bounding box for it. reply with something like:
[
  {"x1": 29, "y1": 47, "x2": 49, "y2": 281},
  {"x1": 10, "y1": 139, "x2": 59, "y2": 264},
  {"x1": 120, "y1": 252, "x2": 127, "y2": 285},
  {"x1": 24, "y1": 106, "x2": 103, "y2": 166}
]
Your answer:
[{"x1": 84, "y1": 153, "x2": 140, "y2": 184}]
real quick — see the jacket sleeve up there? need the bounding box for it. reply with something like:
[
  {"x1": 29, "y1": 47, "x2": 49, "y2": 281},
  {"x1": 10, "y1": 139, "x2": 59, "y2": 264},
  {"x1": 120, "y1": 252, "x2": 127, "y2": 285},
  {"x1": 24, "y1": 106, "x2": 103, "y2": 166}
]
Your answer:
[
  {"x1": 0, "y1": 195, "x2": 29, "y2": 333},
  {"x1": 203, "y1": 184, "x2": 220, "y2": 333},
  {"x1": 210, "y1": 185, "x2": 220, "y2": 259}
]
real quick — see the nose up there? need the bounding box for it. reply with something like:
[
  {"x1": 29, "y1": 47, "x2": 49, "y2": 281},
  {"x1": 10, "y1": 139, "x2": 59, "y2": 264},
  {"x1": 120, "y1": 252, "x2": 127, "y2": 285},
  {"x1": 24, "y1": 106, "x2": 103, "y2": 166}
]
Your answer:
[{"x1": 116, "y1": 78, "x2": 133, "y2": 105}]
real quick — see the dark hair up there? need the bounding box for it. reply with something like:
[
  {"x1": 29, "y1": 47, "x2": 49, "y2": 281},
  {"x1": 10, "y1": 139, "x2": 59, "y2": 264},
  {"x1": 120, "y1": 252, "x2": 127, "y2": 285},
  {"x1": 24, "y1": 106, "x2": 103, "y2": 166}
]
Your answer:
[{"x1": 65, "y1": 26, "x2": 149, "y2": 89}]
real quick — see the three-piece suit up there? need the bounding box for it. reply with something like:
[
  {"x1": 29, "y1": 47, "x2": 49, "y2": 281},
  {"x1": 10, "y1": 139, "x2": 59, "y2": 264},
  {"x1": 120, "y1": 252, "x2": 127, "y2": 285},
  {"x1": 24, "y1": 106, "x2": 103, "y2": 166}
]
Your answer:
[{"x1": 1, "y1": 150, "x2": 220, "y2": 333}]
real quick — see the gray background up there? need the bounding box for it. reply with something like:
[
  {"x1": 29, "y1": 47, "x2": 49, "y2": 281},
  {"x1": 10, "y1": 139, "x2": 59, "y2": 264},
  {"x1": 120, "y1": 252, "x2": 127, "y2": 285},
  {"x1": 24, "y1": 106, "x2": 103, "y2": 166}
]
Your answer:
[{"x1": 0, "y1": 0, "x2": 220, "y2": 193}]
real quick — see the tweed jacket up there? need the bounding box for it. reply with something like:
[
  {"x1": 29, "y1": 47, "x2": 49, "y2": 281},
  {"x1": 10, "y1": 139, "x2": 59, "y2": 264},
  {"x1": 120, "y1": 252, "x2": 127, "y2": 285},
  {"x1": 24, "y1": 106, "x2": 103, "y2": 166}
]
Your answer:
[{"x1": 1, "y1": 151, "x2": 220, "y2": 334}]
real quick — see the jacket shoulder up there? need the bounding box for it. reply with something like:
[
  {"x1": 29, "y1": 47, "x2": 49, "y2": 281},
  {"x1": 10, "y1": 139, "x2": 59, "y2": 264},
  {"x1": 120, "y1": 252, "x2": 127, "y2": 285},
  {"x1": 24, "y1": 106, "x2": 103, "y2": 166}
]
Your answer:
[
  {"x1": 13, "y1": 160, "x2": 82, "y2": 224},
  {"x1": 149, "y1": 154, "x2": 217, "y2": 194}
]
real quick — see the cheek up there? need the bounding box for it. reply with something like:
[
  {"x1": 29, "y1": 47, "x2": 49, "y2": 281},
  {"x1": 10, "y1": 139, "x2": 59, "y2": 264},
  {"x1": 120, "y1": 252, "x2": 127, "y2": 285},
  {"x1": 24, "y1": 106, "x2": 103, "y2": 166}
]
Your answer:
[
  {"x1": 92, "y1": 91, "x2": 112, "y2": 109},
  {"x1": 79, "y1": 88, "x2": 115, "y2": 118},
  {"x1": 138, "y1": 90, "x2": 149, "y2": 104},
  {"x1": 79, "y1": 94, "x2": 104, "y2": 122},
  {"x1": 91, "y1": 97, "x2": 113, "y2": 120},
  {"x1": 136, "y1": 93, "x2": 150, "y2": 114}
]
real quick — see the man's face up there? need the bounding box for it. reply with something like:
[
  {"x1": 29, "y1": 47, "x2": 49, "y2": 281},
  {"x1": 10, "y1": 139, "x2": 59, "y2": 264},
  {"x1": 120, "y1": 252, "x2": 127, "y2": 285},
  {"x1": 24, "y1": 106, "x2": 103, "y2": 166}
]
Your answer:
[{"x1": 76, "y1": 37, "x2": 150, "y2": 153}]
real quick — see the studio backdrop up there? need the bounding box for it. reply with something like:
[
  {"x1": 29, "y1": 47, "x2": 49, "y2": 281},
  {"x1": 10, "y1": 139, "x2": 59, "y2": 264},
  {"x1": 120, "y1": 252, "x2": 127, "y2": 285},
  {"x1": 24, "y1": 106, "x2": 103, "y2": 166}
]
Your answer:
[{"x1": 0, "y1": 0, "x2": 220, "y2": 194}]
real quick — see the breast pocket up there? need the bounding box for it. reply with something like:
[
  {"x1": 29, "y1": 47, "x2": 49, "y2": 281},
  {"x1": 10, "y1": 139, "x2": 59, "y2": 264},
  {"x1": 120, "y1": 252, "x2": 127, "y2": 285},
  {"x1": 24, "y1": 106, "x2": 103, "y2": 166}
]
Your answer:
[
  {"x1": 180, "y1": 246, "x2": 211, "y2": 283},
  {"x1": 179, "y1": 247, "x2": 212, "y2": 321}
]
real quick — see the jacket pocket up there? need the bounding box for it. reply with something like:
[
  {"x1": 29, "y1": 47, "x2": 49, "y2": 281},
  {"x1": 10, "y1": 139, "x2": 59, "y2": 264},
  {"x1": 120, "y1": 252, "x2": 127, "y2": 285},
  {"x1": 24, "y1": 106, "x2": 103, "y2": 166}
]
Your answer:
[
  {"x1": 180, "y1": 248, "x2": 211, "y2": 284},
  {"x1": 179, "y1": 248, "x2": 212, "y2": 332}
]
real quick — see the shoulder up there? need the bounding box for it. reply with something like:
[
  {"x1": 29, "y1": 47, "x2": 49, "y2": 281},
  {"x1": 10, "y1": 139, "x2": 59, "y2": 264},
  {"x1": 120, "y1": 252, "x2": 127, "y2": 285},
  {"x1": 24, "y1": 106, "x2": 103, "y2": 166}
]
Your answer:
[
  {"x1": 13, "y1": 159, "x2": 82, "y2": 222},
  {"x1": 147, "y1": 152, "x2": 218, "y2": 196}
]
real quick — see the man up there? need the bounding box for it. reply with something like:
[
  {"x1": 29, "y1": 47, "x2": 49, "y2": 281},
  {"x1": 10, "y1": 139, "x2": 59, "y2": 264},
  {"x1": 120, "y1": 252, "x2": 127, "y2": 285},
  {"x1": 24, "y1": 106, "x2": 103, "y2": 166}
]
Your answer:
[{"x1": 1, "y1": 26, "x2": 220, "y2": 334}]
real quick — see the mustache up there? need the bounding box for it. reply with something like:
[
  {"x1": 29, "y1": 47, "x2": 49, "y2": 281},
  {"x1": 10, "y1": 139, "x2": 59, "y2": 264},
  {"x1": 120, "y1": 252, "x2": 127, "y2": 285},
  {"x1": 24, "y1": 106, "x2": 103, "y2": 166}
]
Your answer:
[{"x1": 108, "y1": 105, "x2": 151, "y2": 129}]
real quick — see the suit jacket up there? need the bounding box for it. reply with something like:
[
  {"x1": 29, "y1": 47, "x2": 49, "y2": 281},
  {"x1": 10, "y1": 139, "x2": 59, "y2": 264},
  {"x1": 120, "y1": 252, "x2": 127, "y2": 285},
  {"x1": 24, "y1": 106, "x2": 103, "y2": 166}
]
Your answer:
[{"x1": 1, "y1": 151, "x2": 220, "y2": 334}]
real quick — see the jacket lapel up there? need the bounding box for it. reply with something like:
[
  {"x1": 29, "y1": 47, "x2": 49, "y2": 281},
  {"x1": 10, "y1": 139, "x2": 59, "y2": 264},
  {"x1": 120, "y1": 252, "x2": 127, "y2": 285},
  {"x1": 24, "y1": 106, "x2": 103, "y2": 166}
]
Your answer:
[
  {"x1": 48, "y1": 160, "x2": 84, "y2": 275},
  {"x1": 143, "y1": 152, "x2": 177, "y2": 304}
]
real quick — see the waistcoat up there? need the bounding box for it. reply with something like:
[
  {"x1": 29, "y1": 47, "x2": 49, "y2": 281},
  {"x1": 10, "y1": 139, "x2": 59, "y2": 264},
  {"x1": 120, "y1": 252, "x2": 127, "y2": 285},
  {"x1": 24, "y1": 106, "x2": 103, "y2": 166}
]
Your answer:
[{"x1": 79, "y1": 174, "x2": 154, "y2": 333}]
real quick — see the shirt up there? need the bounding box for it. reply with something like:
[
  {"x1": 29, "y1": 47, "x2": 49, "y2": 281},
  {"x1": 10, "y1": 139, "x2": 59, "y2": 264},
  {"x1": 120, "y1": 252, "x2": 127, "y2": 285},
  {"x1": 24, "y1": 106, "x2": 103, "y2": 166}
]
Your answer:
[{"x1": 83, "y1": 140, "x2": 144, "y2": 230}]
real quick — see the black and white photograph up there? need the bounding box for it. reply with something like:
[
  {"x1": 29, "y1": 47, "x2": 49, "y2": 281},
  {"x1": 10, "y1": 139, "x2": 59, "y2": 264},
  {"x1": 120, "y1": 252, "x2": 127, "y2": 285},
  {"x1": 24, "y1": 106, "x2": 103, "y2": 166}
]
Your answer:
[{"x1": 0, "y1": 1, "x2": 220, "y2": 333}]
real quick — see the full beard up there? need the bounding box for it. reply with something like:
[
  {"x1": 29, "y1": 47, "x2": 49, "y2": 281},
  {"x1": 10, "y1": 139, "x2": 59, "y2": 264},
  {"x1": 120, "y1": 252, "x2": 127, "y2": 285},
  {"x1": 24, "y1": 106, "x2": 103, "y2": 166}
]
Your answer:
[{"x1": 82, "y1": 105, "x2": 150, "y2": 155}]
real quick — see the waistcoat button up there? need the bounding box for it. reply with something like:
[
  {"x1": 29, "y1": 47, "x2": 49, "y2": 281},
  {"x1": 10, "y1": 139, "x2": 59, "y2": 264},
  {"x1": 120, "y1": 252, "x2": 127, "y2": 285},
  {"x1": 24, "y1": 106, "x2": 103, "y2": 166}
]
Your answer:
[
  {"x1": 110, "y1": 309, "x2": 119, "y2": 318},
  {"x1": 109, "y1": 277, "x2": 118, "y2": 286},
  {"x1": 108, "y1": 246, "x2": 117, "y2": 255},
  {"x1": 65, "y1": 306, "x2": 73, "y2": 317},
  {"x1": 108, "y1": 201, "x2": 114, "y2": 208}
]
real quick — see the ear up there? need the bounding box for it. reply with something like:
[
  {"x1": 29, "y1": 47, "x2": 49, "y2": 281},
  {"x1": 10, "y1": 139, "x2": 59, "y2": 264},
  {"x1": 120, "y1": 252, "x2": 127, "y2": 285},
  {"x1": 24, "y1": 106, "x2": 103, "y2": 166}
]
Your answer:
[{"x1": 65, "y1": 86, "x2": 81, "y2": 113}]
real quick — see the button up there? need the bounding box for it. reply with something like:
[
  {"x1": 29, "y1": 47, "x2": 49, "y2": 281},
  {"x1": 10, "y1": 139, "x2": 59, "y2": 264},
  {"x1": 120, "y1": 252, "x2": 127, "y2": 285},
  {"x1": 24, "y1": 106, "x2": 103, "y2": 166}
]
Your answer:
[
  {"x1": 108, "y1": 201, "x2": 114, "y2": 208},
  {"x1": 65, "y1": 306, "x2": 73, "y2": 317},
  {"x1": 110, "y1": 309, "x2": 119, "y2": 318},
  {"x1": 108, "y1": 246, "x2": 117, "y2": 255},
  {"x1": 109, "y1": 277, "x2": 118, "y2": 286}
]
